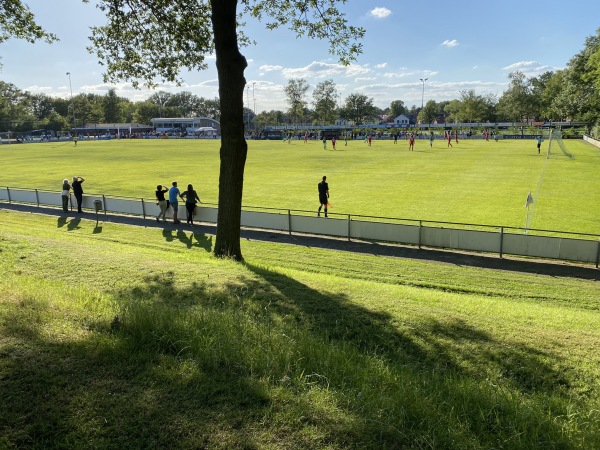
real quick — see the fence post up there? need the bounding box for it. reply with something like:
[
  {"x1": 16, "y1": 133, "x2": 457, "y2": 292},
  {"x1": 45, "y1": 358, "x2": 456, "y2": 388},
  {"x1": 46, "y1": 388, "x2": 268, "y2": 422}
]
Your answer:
[
  {"x1": 141, "y1": 198, "x2": 146, "y2": 219},
  {"x1": 347, "y1": 215, "x2": 351, "y2": 241},
  {"x1": 288, "y1": 210, "x2": 292, "y2": 236},
  {"x1": 102, "y1": 194, "x2": 107, "y2": 215},
  {"x1": 35, "y1": 189, "x2": 39, "y2": 207},
  {"x1": 499, "y1": 226, "x2": 504, "y2": 259},
  {"x1": 7, "y1": 187, "x2": 11, "y2": 203},
  {"x1": 418, "y1": 220, "x2": 422, "y2": 249},
  {"x1": 596, "y1": 240, "x2": 600, "y2": 269}
]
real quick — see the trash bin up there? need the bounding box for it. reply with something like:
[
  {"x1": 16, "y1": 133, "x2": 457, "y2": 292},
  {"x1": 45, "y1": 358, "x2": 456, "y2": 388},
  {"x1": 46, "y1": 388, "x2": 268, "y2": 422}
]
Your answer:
[{"x1": 94, "y1": 199, "x2": 103, "y2": 212}]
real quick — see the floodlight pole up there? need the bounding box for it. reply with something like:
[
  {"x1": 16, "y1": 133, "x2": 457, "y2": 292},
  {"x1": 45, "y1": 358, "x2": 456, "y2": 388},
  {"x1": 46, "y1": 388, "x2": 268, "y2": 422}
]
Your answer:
[
  {"x1": 419, "y1": 78, "x2": 428, "y2": 109},
  {"x1": 66, "y1": 72, "x2": 77, "y2": 131},
  {"x1": 246, "y1": 85, "x2": 250, "y2": 133},
  {"x1": 252, "y1": 82, "x2": 256, "y2": 131}
]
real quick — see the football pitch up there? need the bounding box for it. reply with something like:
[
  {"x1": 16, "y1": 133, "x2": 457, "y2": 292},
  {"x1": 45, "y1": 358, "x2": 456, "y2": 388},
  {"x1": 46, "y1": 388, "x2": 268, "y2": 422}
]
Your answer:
[{"x1": 2, "y1": 136, "x2": 599, "y2": 234}]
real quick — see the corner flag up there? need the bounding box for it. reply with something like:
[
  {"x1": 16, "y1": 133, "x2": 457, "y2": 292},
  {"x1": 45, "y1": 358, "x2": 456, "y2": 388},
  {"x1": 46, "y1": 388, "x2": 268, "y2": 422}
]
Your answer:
[{"x1": 525, "y1": 191, "x2": 534, "y2": 208}]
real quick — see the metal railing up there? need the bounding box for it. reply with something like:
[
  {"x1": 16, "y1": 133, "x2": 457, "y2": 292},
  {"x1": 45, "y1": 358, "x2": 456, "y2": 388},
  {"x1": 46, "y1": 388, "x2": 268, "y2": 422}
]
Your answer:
[{"x1": 1, "y1": 186, "x2": 598, "y2": 267}]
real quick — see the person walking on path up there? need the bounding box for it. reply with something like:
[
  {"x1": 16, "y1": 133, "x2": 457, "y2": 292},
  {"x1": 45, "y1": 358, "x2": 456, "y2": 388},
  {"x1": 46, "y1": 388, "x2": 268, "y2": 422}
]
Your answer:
[
  {"x1": 155, "y1": 184, "x2": 169, "y2": 222},
  {"x1": 169, "y1": 181, "x2": 183, "y2": 224},
  {"x1": 72, "y1": 176, "x2": 85, "y2": 213},
  {"x1": 61, "y1": 178, "x2": 71, "y2": 212},
  {"x1": 181, "y1": 184, "x2": 201, "y2": 226},
  {"x1": 317, "y1": 176, "x2": 329, "y2": 218}
]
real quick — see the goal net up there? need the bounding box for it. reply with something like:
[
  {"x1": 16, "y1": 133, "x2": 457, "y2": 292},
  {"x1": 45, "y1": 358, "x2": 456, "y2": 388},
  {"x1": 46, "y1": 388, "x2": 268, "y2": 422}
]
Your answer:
[{"x1": 546, "y1": 129, "x2": 574, "y2": 159}]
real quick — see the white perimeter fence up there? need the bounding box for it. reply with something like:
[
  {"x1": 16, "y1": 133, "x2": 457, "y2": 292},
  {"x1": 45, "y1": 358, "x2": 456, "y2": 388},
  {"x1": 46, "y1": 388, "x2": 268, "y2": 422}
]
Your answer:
[
  {"x1": 583, "y1": 134, "x2": 600, "y2": 149},
  {"x1": 1, "y1": 186, "x2": 599, "y2": 268}
]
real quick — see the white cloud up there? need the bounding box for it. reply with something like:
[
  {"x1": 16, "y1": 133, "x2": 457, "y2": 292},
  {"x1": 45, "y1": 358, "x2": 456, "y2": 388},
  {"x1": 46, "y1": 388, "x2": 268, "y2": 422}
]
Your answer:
[
  {"x1": 501, "y1": 60, "x2": 554, "y2": 75},
  {"x1": 370, "y1": 7, "x2": 392, "y2": 19},
  {"x1": 375, "y1": 62, "x2": 388, "y2": 69},
  {"x1": 441, "y1": 39, "x2": 459, "y2": 48},
  {"x1": 355, "y1": 77, "x2": 377, "y2": 82},
  {"x1": 259, "y1": 64, "x2": 283, "y2": 72},
  {"x1": 281, "y1": 61, "x2": 371, "y2": 79},
  {"x1": 384, "y1": 72, "x2": 415, "y2": 79}
]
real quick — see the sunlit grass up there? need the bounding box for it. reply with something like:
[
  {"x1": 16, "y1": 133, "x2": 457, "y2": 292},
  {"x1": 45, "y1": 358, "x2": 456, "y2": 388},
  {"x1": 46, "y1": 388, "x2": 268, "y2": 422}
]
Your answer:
[{"x1": 3, "y1": 137, "x2": 600, "y2": 233}]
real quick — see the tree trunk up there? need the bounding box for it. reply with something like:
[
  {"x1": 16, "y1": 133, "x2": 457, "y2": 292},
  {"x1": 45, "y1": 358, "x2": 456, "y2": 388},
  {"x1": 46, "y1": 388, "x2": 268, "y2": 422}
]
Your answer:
[{"x1": 211, "y1": 0, "x2": 247, "y2": 260}]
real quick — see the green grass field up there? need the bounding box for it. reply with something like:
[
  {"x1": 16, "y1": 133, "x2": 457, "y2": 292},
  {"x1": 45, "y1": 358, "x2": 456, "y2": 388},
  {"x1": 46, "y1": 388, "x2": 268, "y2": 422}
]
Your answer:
[
  {"x1": 2, "y1": 137, "x2": 599, "y2": 234},
  {"x1": 0, "y1": 210, "x2": 599, "y2": 449}
]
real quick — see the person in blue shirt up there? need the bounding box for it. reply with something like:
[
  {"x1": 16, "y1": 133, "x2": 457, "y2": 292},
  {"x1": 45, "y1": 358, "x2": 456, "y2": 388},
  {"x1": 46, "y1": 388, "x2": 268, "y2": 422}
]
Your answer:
[{"x1": 168, "y1": 181, "x2": 182, "y2": 224}]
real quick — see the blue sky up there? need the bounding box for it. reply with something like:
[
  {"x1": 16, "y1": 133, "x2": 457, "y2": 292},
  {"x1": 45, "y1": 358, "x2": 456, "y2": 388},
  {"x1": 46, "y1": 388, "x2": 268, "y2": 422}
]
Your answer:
[{"x1": 1, "y1": 1, "x2": 599, "y2": 111}]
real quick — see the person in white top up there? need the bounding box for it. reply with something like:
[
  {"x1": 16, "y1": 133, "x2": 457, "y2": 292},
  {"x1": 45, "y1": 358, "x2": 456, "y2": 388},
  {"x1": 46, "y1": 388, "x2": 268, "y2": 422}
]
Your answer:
[{"x1": 61, "y1": 178, "x2": 71, "y2": 212}]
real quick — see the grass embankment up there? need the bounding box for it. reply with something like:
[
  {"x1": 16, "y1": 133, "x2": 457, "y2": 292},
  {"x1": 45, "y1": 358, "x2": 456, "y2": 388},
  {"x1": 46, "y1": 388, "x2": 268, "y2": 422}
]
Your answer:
[
  {"x1": 1, "y1": 210, "x2": 599, "y2": 448},
  {"x1": 2, "y1": 137, "x2": 600, "y2": 233}
]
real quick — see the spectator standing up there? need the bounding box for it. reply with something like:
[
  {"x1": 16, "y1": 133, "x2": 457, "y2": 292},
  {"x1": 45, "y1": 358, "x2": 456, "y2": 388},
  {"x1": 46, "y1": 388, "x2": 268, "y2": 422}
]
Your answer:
[
  {"x1": 61, "y1": 178, "x2": 71, "y2": 212},
  {"x1": 169, "y1": 181, "x2": 182, "y2": 224},
  {"x1": 181, "y1": 184, "x2": 201, "y2": 226},
  {"x1": 72, "y1": 176, "x2": 85, "y2": 213},
  {"x1": 155, "y1": 184, "x2": 169, "y2": 222}
]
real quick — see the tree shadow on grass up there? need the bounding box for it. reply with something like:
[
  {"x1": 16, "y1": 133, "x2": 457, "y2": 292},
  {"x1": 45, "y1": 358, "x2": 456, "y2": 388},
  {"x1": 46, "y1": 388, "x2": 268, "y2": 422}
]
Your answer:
[
  {"x1": 242, "y1": 262, "x2": 571, "y2": 394},
  {"x1": 0, "y1": 284, "x2": 270, "y2": 449},
  {"x1": 0, "y1": 270, "x2": 581, "y2": 449}
]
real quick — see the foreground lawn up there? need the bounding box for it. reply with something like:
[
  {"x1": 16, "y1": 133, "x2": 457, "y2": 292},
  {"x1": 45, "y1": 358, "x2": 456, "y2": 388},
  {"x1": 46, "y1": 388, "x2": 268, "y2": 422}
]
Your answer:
[
  {"x1": 1, "y1": 210, "x2": 599, "y2": 449},
  {"x1": 3, "y1": 137, "x2": 600, "y2": 234}
]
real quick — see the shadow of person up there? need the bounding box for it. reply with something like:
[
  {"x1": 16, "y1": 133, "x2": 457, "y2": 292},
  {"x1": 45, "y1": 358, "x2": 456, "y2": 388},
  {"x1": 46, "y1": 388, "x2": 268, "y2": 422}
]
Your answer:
[
  {"x1": 93, "y1": 226, "x2": 103, "y2": 234},
  {"x1": 162, "y1": 230, "x2": 175, "y2": 242},
  {"x1": 193, "y1": 233, "x2": 213, "y2": 252},
  {"x1": 57, "y1": 217, "x2": 68, "y2": 228},
  {"x1": 177, "y1": 231, "x2": 193, "y2": 249},
  {"x1": 67, "y1": 218, "x2": 81, "y2": 231}
]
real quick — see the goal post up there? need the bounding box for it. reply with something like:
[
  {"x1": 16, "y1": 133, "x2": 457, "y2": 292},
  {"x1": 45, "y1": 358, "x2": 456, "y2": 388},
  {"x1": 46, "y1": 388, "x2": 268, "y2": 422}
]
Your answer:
[{"x1": 546, "y1": 129, "x2": 574, "y2": 159}]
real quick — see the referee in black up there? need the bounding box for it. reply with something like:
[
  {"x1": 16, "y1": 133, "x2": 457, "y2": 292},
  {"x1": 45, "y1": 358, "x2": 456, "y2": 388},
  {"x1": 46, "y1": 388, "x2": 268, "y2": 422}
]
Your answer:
[{"x1": 317, "y1": 175, "x2": 329, "y2": 217}]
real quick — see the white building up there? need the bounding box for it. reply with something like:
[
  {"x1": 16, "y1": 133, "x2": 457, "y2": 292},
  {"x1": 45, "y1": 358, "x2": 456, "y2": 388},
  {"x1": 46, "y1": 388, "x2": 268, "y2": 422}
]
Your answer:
[
  {"x1": 393, "y1": 115, "x2": 411, "y2": 127},
  {"x1": 151, "y1": 117, "x2": 221, "y2": 135}
]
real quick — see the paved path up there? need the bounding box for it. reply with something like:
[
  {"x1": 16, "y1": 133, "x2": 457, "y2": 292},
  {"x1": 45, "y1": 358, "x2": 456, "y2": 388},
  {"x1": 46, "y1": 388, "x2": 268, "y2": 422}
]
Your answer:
[{"x1": 1, "y1": 202, "x2": 598, "y2": 281}]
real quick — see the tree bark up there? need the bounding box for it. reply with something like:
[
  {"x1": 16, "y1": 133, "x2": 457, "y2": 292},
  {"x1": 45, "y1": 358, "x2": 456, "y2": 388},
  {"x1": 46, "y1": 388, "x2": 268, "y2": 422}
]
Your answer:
[{"x1": 211, "y1": 0, "x2": 247, "y2": 260}]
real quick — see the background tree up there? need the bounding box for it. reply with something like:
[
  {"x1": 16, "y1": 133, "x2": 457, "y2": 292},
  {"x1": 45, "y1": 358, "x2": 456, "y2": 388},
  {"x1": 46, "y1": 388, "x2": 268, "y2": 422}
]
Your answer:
[
  {"x1": 312, "y1": 79, "x2": 338, "y2": 125},
  {"x1": 497, "y1": 72, "x2": 533, "y2": 122},
  {"x1": 169, "y1": 91, "x2": 201, "y2": 118},
  {"x1": 389, "y1": 99, "x2": 407, "y2": 117},
  {"x1": 528, "y1": 71, "x2": 554, "y2": 121},
  {"x1": 418, "y1": 100, "x2": 438, "y2": 125},
  {"x1": 133, "y1": 100, "x2": 160, "y2": 125},
  {"x1": 284, "y1": 78, "x2": 310, "y2": 126},
  {"x1": 341, "y1": 93, "x2": 376, "y2": 125},
  {"x1": 148, "y1": 91, "x2": 172, "y2": 118},
  {"x1": 457, "y1": 90, "x2": 496, "y2": 123},
  {"x1": 103, "y1": 88, "x2": 130, "y2": 123},
  {"x1": 444, "y1": 100, "x2": 461, "y2": 123},
  {"x1": 558, "y1": 28, "x2": 600, "y2": 126}
]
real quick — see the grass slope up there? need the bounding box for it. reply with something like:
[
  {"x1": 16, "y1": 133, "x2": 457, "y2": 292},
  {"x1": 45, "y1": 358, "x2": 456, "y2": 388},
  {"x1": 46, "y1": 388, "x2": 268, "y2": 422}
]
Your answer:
[
  {"x1": 1, "y1": 210, "x2": 599, "y2": 449},
  {"x1": 2, "y1": 137, "x2": 599, "y2": 233}
]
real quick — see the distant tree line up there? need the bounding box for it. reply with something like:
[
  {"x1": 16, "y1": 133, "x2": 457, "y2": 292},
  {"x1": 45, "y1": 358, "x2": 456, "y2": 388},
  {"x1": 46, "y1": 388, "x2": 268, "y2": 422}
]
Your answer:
[{"x1": 0, "y1": 84, "x2": 221, "y2": 132}]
